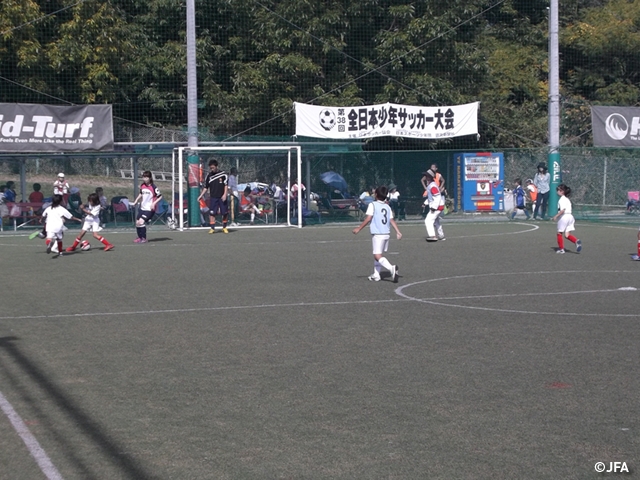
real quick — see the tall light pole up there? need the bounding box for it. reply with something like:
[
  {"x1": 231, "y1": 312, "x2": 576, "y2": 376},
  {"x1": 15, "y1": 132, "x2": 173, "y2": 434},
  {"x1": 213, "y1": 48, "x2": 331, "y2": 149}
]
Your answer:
[
  {"x1": 186, "y1": 0, "x2": 201, "y2": 227},
  {"x1": 548, "y1": 0, "x2": 561, "y2": 215}
]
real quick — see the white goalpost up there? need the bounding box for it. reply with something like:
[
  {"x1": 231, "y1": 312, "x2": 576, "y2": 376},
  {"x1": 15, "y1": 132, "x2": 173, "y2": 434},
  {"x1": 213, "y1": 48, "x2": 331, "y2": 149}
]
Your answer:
[{"x1": 173, "y1": 145, "x2": 303, "y2": 230}]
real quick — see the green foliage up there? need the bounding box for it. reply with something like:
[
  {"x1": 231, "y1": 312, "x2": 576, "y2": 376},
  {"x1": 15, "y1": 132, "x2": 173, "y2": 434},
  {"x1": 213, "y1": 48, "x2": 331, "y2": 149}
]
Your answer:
[{"x1": 0, "y1": 0, "x2": 638, "y2": 148}]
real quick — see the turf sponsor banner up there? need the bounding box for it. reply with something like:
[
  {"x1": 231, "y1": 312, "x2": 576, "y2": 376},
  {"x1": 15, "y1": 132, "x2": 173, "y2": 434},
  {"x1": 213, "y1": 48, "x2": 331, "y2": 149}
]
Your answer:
[
  {"x1": 0, "y1": 103, "x2": 113, "y2": 152},
  {"x1": 295, "y1": 101, "x2": 478, "y2": 140},
  {"x1": 592, "y1": 106, "x2": 640, "y2": 147}
]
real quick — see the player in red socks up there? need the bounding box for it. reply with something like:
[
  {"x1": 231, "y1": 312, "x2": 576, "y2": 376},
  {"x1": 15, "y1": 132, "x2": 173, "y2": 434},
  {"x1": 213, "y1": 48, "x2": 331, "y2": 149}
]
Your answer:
[
  {"x1": 66, "y1": 193, "x2": 114, "y2": 252},
  {"x1": 551, "y1": 184, "x2": 582, "y2": 254}
]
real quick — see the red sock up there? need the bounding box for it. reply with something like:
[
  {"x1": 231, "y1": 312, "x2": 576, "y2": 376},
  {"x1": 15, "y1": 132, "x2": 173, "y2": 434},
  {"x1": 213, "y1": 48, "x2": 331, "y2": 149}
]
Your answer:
[
  {"x1": 557, "y1": 233, "x2": 564, "y2": 249},
  {"x1": 98, "y1": 236, "x2": 109, "y2": 245},
  {"x1": 637, "y1": 241, "x2": 640, "y2": 256},
  {"x1": 567, "y1": 235, "x2": 578, "y2": 244},
  {"x1": 71, "y1": 237, "x2": 81, "y2": 249},
  {"x1": 57, "y1": 240, "x2": 63, "y2": 252}
]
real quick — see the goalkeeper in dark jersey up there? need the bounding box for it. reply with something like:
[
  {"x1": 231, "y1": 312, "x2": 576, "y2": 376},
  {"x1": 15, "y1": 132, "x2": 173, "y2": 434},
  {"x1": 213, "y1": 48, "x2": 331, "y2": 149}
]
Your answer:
[{"x1": 198, "y1": 159, "x2": 229, "y2": 234}]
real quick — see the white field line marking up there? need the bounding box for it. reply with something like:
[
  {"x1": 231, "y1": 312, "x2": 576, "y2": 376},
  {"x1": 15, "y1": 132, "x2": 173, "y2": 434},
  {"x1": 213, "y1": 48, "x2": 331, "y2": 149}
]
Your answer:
[
  {"x1": 0, "y1": 390, "x2": 63, "y2": 480},
  {"x1": 0, "y1": 223, "x2": 539, "y2": 248},
  {"x1": 395, "y1": 270, "x2": 640, "y2": 317},
  {"x1": 423, "y1": 287, "x2": 633, "y2": 301},
  {"x1": 0, "y1": 299, "x2": 408, "y2": 321}
]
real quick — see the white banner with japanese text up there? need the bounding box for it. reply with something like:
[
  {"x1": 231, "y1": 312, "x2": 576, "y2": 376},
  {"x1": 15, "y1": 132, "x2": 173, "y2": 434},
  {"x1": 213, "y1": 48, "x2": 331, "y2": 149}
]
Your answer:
[{"x1": 295, "y1": 101, "x2": 478, "y2": 140}]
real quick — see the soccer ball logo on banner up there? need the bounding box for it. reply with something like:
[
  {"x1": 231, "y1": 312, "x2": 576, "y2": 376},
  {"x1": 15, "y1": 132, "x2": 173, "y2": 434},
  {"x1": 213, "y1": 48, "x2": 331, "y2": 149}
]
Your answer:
[{"x1": 319, "y1": 109, "x2": 336, "y2": 131}]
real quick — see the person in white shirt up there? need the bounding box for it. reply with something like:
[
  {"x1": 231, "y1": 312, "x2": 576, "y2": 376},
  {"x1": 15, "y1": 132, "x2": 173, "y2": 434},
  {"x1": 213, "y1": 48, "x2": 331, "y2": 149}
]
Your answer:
[
  {"x1": 41, "y1": 194, "x2": 81, "y2": 256},
  {"x1": 53, "y1": 173, "x2": 70, "y2": 206},
  {"x1": 65, "y1": 193, "x2": 114, "y2": 252},
  {"x1": 352, "y1": 186, "x2": 402, "y2": 282},
  {"x1": 551, "y1": 184, "x2": 582, "y2": 254},
  {"x1": 423, "y1": 169, "x2": 445, "y2": 242}
]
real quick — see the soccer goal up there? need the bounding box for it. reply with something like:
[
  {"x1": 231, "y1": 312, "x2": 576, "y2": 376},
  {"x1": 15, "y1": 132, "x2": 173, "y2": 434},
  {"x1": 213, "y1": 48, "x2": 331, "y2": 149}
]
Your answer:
[{"x1": 173, "y1": 145, "x2": 303, "y2": 230}]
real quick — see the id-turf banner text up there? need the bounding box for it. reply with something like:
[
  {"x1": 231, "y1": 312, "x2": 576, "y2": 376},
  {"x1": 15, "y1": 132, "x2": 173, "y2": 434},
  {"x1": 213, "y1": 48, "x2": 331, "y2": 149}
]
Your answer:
[
  {"x1": 295, "y1": 101, "x2": 478, "y2": 140},
  {"x1": 0, "y1": 103, "x2": 113, "y2": 152}
]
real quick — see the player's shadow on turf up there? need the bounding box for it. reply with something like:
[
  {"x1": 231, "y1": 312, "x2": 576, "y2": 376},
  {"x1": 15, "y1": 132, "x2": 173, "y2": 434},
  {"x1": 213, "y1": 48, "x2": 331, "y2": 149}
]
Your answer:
[
  {"x1": 0, "y1": 336, "x2": 154, "y2": 479},
  {"x1": 146, "y1": 237, "x2": 172, "y2": 242}
]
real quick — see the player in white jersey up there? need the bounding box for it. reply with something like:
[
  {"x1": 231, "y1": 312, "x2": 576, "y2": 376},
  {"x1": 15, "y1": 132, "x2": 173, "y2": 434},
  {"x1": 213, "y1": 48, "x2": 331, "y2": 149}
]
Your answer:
[
  {"x1": 41, "y1": 194, "x2": 81, "y2": 256},
  {"x1": 65, "y1": 193, "x2": 114, "y2": 252},
  {"x1": 423, "y1": 169, "x2": 445, "y2": 242},
  {"x1": 352, "y1": 186, "x2": 402, "y2": 282},
  {"x1": 131, "y1": 171, "x2": 162, "y2": 243},
  {"x1": 551, "y1": 184, "x2": 582, "y2": 254}
]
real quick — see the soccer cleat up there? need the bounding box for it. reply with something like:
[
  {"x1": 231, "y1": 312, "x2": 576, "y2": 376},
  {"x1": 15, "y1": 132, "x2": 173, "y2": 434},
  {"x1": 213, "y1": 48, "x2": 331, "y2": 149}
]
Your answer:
[
  {"x1": 46, "y1": 242, "x2": 53, "y2": 254},
  {"x1": 133, "y1": 237, "x2": 143, "y2": 243},
  {"x1": 575, "y1": 239, "x2": 582, "y2": 253},
  {"x1": 103, "y1": 244, "x2": 114, "y2": 252},
  {"x1": 556, "y1": 248, "x2": 565, "y2": 254},
  {"x1": 65, "y1": 246, "x2": 76, "y2": 252},
  {"x1": 208, "y1": 228, "x2": 215, "y2": 234},
  {"x1": 368, "y1": 274, "x2": 381, "y2": 282},
  {"x1": 437, "y1": 237, "x2": 446, "y2": 241},
  {"x1": 426, "y1": 237, "x2": 438, "y2": 242},
  {"x1": 391, "y1": 265, "x2": 399, "y2": 283},
  {"x1": 139, "y1": 238, "x2": 147, "y2": 244},
  {"x1": 632, "y1": 255, "x2": 640, "y2": 261},
  {"x1": 222, "y1": 227, "x2": 229, "y2": 234}
]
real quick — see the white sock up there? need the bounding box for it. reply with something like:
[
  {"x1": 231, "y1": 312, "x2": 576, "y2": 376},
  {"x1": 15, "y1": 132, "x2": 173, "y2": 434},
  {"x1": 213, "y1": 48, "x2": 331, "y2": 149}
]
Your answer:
[{"x1": 378, "y1": 257, "x2": 393, "y2": 272}]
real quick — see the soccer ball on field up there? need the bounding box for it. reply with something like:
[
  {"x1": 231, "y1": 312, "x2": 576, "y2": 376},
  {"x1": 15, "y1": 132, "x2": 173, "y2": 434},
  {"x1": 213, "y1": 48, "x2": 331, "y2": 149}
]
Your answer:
[
  {"x1": 81, "y1": 240, "x2": 91, "y2": 251},
  {"x1": 319, "y1": 109, "x2": 336, "y2": 131}
]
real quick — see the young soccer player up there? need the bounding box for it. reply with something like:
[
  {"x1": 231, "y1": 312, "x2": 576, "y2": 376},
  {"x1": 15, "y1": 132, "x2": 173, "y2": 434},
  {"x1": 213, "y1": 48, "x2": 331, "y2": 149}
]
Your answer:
[
  {"x1": 510, "y1": 178, "x2": 531, "y2": 220},
  {"x1": 423, "y1": 169, "x2": 445, "y2": 241},
  {"x1": 41, "y1": 194, "x2": 81, "y2": 256},
  {"x1": 352, "y1": 186, "x2": 402, "y2": 282},
  {"x1": 65, "y1": 193, "x2": 114, "y2": 252},
  {"x1": 131, "y1": 171, "x2": 162, "y2": 243},
  {"x1": 551, "y1": 183, "x2": 582, "y2": 254}
]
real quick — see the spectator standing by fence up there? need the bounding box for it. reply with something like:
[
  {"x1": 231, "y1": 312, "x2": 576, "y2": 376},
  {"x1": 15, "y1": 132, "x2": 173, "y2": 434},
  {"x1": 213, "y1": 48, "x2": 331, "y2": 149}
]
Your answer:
[{"x1": 533, "y1": 163, "x2": 550, "y2": 220}]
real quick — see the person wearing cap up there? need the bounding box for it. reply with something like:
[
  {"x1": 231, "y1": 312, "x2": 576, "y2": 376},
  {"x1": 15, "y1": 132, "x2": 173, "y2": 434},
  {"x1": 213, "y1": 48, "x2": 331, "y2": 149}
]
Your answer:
[
  {"x1": 421, "y1": 163, "x2": 446, "y2": 196},
  {"x1": 53, "y1": 173, "x2": 70, "y2": 206},
  {"x1": 533, "y1": 163, "x2": 550, "y2": 220}
]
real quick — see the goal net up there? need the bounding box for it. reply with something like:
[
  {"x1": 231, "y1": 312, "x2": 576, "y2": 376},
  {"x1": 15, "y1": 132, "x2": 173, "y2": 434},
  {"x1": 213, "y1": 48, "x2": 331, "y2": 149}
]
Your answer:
[{"x1": 173, "y1": 145, "x2": 303, "y2": 229}]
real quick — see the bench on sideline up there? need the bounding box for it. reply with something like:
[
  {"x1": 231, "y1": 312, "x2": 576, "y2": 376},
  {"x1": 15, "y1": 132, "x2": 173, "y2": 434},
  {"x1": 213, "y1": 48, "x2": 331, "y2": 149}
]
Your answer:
[
  {"x1": 318, "y1": 198, "x2": 362, "y2": 220},
  {"x1": 1, "y1": 202, "x2": 44, "y2": 232},
  {"x1": 120, "y1": 170, "x2": 177, "y2": 182}
]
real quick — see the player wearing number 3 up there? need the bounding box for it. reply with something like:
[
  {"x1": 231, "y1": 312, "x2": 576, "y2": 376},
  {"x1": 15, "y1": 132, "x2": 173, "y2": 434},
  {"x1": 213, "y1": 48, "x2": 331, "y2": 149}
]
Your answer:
[{"x1": 352, "y1": 185, "x2": 402, "y2": 282}]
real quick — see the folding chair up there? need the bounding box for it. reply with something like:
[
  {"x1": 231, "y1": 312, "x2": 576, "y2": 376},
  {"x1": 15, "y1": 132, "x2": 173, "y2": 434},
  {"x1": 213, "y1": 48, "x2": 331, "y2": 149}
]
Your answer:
[
  {"x1": 149, "y1": 198, "x2": 171, "y2": 227},
  {"x1": 627, "y1": 191, "x2": 640, "y2": 215},
  {"x1": 111, "y1": 196, "x2": 134, "y2": 226}
]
